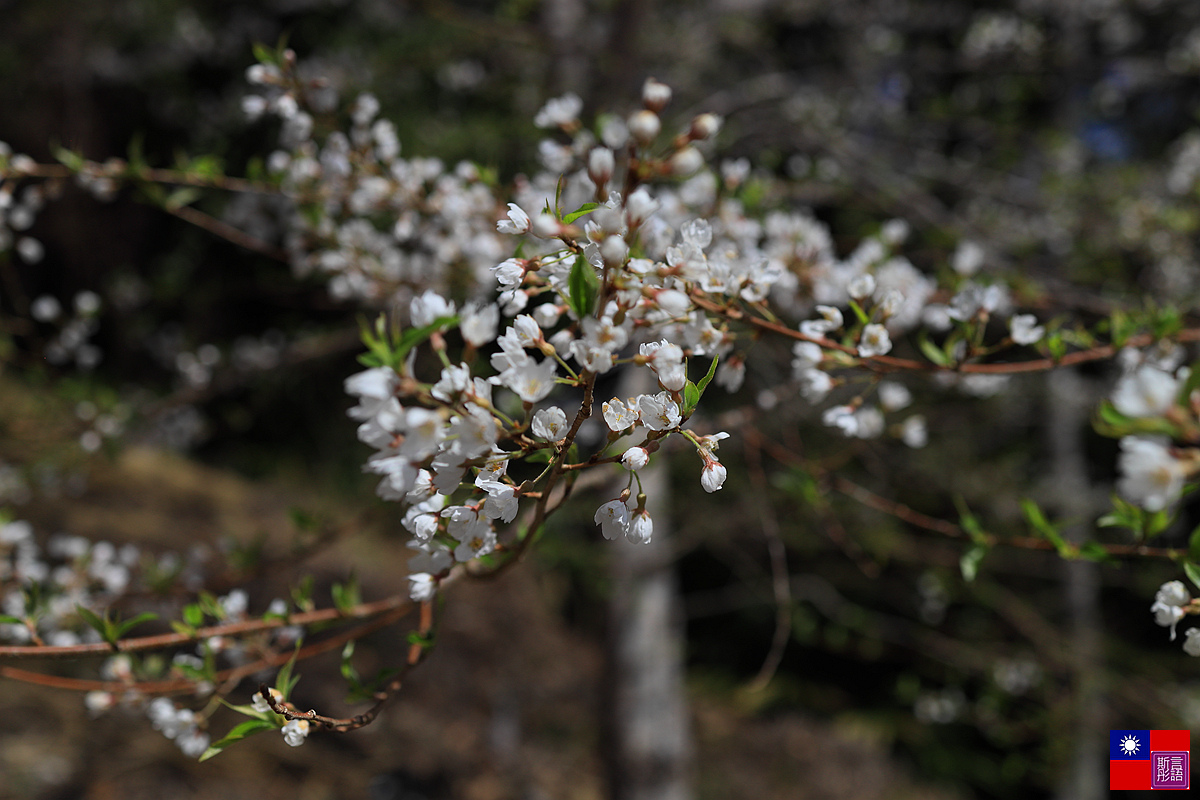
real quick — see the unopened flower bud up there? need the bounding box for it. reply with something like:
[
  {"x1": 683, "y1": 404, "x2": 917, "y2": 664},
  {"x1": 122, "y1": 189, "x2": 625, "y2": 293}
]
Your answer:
[
  {"x1": 700, "y1": 462, "x2": 727, "y2": 493},
  {"x1": 588, "y1": 147, "x2": 615, "y2": 187},
  {"x1": 642, "y1": 78, "x2": 672, "y2": 112},
  {"x1": 622, "y1": 446, "x2": 650, "y2": 471},
  {"x1": 669, "y1": 146, "x2": 704, "y2": 176},
  {"x1": 601, "y1": 236, "x2": 629, "y2": 266},
  {"x1": 628, "y1": 110, "x2": 661, "y2": 145},
  {"x1": 689, "y1": 113, "x2": 722, "y2": 141},
  {"x1": 531, "y1": 212, "x2": 561, "y2": 239}
]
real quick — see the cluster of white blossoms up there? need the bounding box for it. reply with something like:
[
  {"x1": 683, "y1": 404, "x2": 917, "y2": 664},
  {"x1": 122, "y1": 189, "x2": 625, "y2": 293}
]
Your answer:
[
  {"x1": 0, "y1": 142, "x2": 50, "y2": 263},
  {"x1": 148, "y1": 696, "x2": 211, "y2": 758},
  {"x1": 327, "y1": 68, "x2": 1071, "y2": 602},
  {"x1": 241, "y1": 56, "x2": 507, "y2": 305},
  {"x1": 1109, "y1": 356, "x2": 1200, "y2": 513},
  {"x1": 1, "y1": 520, "x2": 145, "y2": 645},
  {"x1": 10, "y1": 50, "x2": 1200, "y2": 758},
  {"x1": 1151, "y1": 581, "x2": 1200, "y2": 656}
]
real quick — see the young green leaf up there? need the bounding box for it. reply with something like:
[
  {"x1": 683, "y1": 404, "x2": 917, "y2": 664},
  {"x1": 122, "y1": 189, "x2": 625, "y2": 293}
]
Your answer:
[
  {"x1": 112, "y1": 612, "x2": 158, "y2": 640},
  {"x1": 1184, "y1": 561, "x2": 1200, "y2": 593},
  {"x1": 275, "y1": 643, "x2": 302, "y2": 701},
  {"x1": 567, "y1": 256, "x2": 599, "y2": 320},
  {"x1": 563, "y1": 202, "x2": 600, "y2": 225},
  {"x1": 199, "y1": 719, "x2": 278, "y2": 762},
  {"x1": 918, "y1": 335, "x2": 952, "y2": 367}
]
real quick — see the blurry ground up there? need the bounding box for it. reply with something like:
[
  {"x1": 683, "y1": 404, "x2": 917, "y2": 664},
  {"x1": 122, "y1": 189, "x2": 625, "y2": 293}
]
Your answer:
[{"x1": 0, "y1": 446, "x2": 962, "y2": 800}]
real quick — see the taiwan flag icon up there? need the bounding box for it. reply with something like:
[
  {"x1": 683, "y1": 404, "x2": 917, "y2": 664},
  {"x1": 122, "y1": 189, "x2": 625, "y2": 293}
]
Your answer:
[{"x1": 1110, "y1": 730, "x2": 1190, "y2": 790}]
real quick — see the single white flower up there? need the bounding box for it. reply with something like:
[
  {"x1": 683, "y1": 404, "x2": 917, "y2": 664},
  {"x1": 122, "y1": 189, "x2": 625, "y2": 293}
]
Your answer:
[
  {"x1": 531, "y1": 406, "x2": 569, "y2": 441},
  {"x1": 622, "y1": 447, "x2": 650, "y2": 471},
  {"x1": 252, "y1": 687, "x2": 283, "y2": 714},
  {"x1": 1117, "y1": 436, "x2": 1188, "y2": 512},
  {"x1": 595, "y1": 500, "x2": 630, "y2": 540},
  {"x1": 408, "y1": 573, "x2": 437, "y2": 602},
  {"x1": 1184, "y1": 628, "x2": 1200, "y2": 657},
  {"x1": 848, "y1": 273, "x2": 876, "y2": 299},
  {"x1": 282, "y1": 719, "x2": 310, "y2": 747},
  {"x1": 496, "y1": 202, "x2": 531, "y2": 235},
  {"x1": 637, "y1": 392, "x2": 682, "y2": 431},
  {"x1": 1157, "y1": 580, "x2": 1191, "y2": 608},
  {"x1": 177, "y1": 729, "x2": 210, "y2": 758},
  {"x1": 878, "y1": 381, "x2": 912, "y2": 411},
  {"x1": 1152, "y1": 599, "x2": 1186, "y2": 640},
  {"x1": 858, "y1": 323, "x2": 892, "y2": 358},
  {"x1": 410, "y1": 289, "x2": 456, "y2": 328},
  {"x1": 534, "y1": 93, "x2": 582, "y2": 129},
  {"x1": 501, "y1": 358, "x2": 558, "y2": 404},
  {"x1": 1112, "y1": 364, "x2": 1179, "y2": 418},
  {"x1": 901, "y1": 415, "x2": 928, "y2": 448},
  {"x1": 1009, "y1": 314, "x2": 1044, "y2": 346},
  {"x1": 493, "y1": 258, "x2": 525, "y2": 288},
  {"x1": 798, "y1": 368, "x2": 833, "y2": 403},
  {"x1": 626, "y1": 509, "x2": 654, "y2": 544},
  {"x1": 461, "y1": 303, "x2": 500, "y2": 347},
  {"x1": 822, "y1": 405, "x2": 858, "y2": 437},
  {"x1": 700, "y1": 462, "x2": 727, "y2": 493},
  {"x1": 603, "y1": 398, "x2": 638, "y2": 432}
]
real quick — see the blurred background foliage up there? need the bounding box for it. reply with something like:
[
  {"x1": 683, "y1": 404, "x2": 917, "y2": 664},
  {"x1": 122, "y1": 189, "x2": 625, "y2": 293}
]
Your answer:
[{"x1": 4, "y1": 0, "x2": 1200, "y2": 798}]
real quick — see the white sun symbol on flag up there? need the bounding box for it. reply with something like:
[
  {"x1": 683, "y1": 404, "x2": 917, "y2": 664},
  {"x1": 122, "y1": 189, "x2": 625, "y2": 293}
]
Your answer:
[{"x1": 1120, "y1": 736, "x2": 1141, "y2": 755}]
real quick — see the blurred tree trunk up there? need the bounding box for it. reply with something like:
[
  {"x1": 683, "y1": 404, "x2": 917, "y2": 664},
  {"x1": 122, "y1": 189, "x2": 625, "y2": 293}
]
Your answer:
[
  {"x1": 604, "y1": 369, "x2": 693, "y2": 800},
  {"x1": 1048, "y1": 368, "x2": 1106, "y2": 800}
]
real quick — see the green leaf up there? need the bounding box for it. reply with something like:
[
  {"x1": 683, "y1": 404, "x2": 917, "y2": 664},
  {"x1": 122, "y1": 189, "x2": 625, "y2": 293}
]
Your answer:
[
  {"x1": 75, "y1": 605, "x2": 109, "y2": 640},
  {"x1": 682, "y1": 381, "x2": 700, "y2": 415},
  {"x1": 953, "y1": 496, "x2": 987, "y2": 545},
  {"x1": 199, "y1": 719, "x2": 278, "y2": 761},
  {"x1": 292, "y1": 576, "x2": 315, "y2": 613},
  {"x1": 164, "y1": 187, "x2": 202, "y2": 211},
  {"x1": 406, "y1": 630, "x2": 435, "y2": 649},
  {"x1": 1189, "y1": 523, "x2": 1200, "y2": 562},
  {"x1": 112, "y1": 612, "x2": 158, "y2": 640},
  {"x1": 960, "y1": 544, "x2": 987, "y2": 582},
  {"x1": 1021, "y1": 498, "x2": 1067, "y2": 554},
  {"x1": 562, "y1": 202, "x2": 600, "y2": 225},
  {"x1": 275, "y1": 642, "x2": 302, "y2": 701},
  {"x1": 918, "y1": 335, "x2": 951, "y2": 367},
  {"x1": 1185, "y1": 561, "x2": 1200, "y2": 593},
  {"x1": 1046, "y1": 331, "x2": 1067, "y2": 361},
  {"x1": 331, "y1": 573, "x2": 360, "y2": 615},
  {"x1": 846, "y1": 299, "x2": 870, "y2": 326},
  {"x1": 695, "y1": 355, "x2": 720, "y2": 394},
  {"x1": 251, "y1": 42, "x2": 274, "y2": 66},
  {"x1": 183, "y1": 603, "x2": 204, "y2": 628},
  {"x1": 198, "y1": 592, "x2": 223, "y2": 620},
  {"x1": 53, "y1": 146, "x2": 85, "y2": 171},
  {"x1": 0, "y1": 614, "x2": 23, "y2": 625},
  {"x1": 1145, "y1": 509, "x2": 1172, "y2": 538},
  {"x1": 1076, "y1": 541, "x2": 1118, "y2": 565},
  {"x1": 567, "y1": 256, "x2": 599, "y2": 320},
  {"x1": 340, "y1": 641, "x2": 361, "y2": 685},
  {"x1": 394, "y1": 316, "x2": 458, "y2": 366},
  {"x1": 682, "y1": 357, "x2": 720, "y2": 416}
]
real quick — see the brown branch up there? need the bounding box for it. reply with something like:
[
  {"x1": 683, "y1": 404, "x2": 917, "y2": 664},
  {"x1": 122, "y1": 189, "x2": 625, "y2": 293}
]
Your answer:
[
  {"x1": 14, "y1": 162, "x2": 276, "y2": 195},
  {"x1": 0, "y1": 601, "x2": 413, "y2": 696},
  {"x1": 742, "y1": 434, "x2": 792, "y2": 692},
  {"x1": 691, "y1": 292, "x2": 1200, "y2": 375},
  {"x1": 0, "y1": 593, "x2": 412, "y2": 659},
  {"x1": 164, "y1": 204, "x2": 289, "y2": 261},
  {"x1": 744, "y1": 422, "x2": 1185, "y2": 561},
  {"x1": 263, "y1": 596, "x2": 437, "y2": 732}
]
